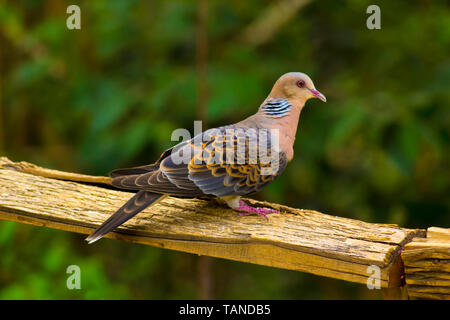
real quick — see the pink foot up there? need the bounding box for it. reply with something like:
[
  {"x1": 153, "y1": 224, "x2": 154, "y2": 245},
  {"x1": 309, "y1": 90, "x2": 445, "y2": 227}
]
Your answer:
[{"x1": 236, "y1": 200, "x2": 279, "y2": 219}]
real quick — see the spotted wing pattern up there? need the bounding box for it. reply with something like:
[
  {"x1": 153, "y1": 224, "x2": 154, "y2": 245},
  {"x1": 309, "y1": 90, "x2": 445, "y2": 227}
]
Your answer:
[
  {"x1": 111, "y1": 126, "x2": 288, "y2": 198},
  {"x1": 187, "y1": 127, "x2": 287, "y2": 196}
]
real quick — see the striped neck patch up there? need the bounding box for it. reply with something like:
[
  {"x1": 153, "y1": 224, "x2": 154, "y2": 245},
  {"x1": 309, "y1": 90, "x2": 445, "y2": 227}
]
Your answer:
[{"x1": 261, "y1": 98, "x2": 293, "y2": 118}]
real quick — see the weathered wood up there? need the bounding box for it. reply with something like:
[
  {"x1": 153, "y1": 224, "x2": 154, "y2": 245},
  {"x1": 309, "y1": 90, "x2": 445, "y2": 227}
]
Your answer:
[
  {"x1": 381, "y1": 257, "x2": 409, "y2": 299},
  {"x1": 0, "y1": 157, "x2": 425, "y2": 289},
  {"x1": 402, "y1": 227, "x2": 450, "y2": 300},
  {"x1": 0, "y1": 157, "x2": 111, "y2": 185}
]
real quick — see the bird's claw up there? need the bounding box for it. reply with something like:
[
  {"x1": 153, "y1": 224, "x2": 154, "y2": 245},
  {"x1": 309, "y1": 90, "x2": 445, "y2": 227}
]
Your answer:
[{"x1": 236, "y1": 200, "x2": 280, "y2": 219}]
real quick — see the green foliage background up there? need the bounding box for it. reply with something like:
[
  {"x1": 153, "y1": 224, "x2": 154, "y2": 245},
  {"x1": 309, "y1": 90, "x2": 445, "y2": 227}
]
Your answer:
[{"x1": 0, "y1": 0, "x2": 448, "y2": 299}]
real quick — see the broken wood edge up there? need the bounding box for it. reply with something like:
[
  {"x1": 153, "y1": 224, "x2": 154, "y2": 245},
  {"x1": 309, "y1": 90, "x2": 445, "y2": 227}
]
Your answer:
[
  {"x1": 401, "y1": 227, "x2": 450, "y2": 300},
  {"x1": 382, "y1": 256, "x2": 408, "y2": 299},
  {"x1": 381, "y1": 229, "x2": 427, "y2": 299}
]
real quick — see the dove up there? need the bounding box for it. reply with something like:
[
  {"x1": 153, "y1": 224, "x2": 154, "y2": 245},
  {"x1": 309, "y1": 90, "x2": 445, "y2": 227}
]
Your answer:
[{"x1": 85, "y1": 72, "x2": 326, "y2": 243}]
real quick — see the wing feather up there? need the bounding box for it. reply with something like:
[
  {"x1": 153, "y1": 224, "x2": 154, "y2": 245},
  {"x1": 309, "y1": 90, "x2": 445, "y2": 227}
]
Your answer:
[{"x1": 109, "y1": 126, "x2": 287, "y2": 199}]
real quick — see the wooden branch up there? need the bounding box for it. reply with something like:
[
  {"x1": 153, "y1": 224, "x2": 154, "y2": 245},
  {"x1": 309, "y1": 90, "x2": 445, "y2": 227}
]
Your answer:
[
  {"x1": 402, "y1": 227, "x2": 450, "y2": 300},
  {"x1": 0, "y1": 157, "x2": 425, "y2": 290},
  {"x1": 0, "y1": 157, "x2": 111, "y2": 185}
]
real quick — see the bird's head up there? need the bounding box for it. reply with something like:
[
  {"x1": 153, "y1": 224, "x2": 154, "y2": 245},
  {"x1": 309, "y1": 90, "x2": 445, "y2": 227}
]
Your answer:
[{"x1": 270, "y1": 72, "x2": 326, "y2": 103}]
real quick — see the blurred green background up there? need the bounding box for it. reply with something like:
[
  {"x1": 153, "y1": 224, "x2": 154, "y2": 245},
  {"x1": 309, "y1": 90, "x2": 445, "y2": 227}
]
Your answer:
[{"x1": 0, "y1": 0, "x2": 449, "y2": 299}]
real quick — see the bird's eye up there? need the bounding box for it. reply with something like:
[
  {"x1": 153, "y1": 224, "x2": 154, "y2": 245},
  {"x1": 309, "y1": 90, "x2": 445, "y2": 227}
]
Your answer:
[{"x1": 297, "y1": 80, "x2": 305, "y2": 88}]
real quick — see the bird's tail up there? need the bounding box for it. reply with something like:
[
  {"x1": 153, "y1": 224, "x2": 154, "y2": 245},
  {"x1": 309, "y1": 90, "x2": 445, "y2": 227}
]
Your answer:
[{"x1": 85, "y1": 191, "x2": 165, "y2": 244}]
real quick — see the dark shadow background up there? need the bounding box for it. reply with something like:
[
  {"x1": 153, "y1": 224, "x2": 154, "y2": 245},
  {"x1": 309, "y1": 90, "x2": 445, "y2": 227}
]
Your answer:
[{"x1": 0, "y1": 0, "x2": 448, "y2": 299}]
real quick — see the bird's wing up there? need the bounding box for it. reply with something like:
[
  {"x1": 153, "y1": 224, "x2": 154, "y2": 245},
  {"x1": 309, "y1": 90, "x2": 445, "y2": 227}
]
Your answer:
[
  {"x1": 110, "y1": 139, "x2": 205, "y2": 197},
  {"x1": 110, "y1": 127, "x2": 287, "y2": 198},
  {"x1": 161, "y1": 127, "x2": 288, "y2": 197}
]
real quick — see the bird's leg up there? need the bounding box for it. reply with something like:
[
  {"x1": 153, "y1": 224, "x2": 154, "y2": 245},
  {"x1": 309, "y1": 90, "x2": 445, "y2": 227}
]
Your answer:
[{"x1": 221, "y1": 196, "x2": 279, "y2": 219}]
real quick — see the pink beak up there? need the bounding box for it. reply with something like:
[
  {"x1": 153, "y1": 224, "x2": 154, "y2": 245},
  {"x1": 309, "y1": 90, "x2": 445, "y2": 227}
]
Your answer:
[{"x1": 310, "y1": 89, "x2": 327, "y2": 102}]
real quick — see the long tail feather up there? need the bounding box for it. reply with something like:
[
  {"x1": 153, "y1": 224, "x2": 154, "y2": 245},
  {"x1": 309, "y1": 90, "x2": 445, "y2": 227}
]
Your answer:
[
  {"x1": 109, "y1": 165, "x2": 158, "y2": 178},
  {"x1": 85, "y1": 191, "x2": 165, "y2": 244}
]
